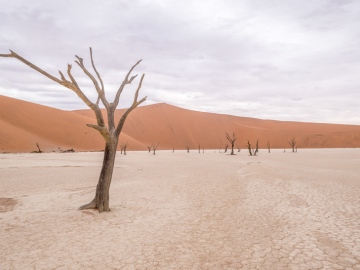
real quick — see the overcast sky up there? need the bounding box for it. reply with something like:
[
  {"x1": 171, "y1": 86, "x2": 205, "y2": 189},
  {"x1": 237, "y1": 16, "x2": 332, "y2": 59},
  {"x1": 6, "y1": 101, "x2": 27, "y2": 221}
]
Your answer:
[{"x1": 1, "y1": 0, "x2": 360, "y2": 124}]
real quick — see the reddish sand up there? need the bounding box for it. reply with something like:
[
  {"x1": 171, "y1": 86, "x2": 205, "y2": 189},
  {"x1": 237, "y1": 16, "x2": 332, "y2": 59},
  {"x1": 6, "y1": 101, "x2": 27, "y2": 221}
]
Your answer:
[{"x1": 1, "y1": 95, "x2": 360, "y2": 152}]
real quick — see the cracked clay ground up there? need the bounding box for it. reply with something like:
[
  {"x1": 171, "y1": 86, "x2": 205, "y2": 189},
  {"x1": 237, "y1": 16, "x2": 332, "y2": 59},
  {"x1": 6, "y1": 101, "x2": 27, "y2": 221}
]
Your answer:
[{"x1": 0, "y1": 149, "x2": 360, "y2": 269}]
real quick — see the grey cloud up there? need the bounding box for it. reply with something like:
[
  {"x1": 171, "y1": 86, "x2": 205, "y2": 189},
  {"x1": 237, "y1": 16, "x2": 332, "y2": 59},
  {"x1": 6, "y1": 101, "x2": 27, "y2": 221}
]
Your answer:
[{"x1": 0, "y1": 0, "x2": 359, "y2": 124}]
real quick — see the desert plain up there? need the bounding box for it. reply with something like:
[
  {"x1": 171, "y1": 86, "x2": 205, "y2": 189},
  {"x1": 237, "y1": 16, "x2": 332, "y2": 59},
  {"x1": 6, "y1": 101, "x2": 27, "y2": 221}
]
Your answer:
[{"x1": 0, "y1": 149, "x2": 359, "y2": 269}]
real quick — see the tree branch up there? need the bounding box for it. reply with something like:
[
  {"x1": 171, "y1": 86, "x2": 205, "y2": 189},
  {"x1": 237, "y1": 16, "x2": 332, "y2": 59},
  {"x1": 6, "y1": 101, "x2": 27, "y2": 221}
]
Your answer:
[
  {"x1": 0, "y1": 50, "x2": 107, "y2": 129},
  {"x1": 75, "y1": 51, "x2": 109, "y2": 108},
  {"x1": 1, "y1": 50, "x2": 63, "y2": 85},
  {"x1": 87, "y1": 124, "x2": 109, "y2": 140},
  {"x1": 225, "y1": 132, "x2": 237, "y2": 143},
  {"x1": 0, "y1": 50, "x2": 98, "y2": 108},
  {"x1": 113, "y1": 60, "x2": 142, "y2": 108},
  {"x1": 115, "y1": 75, "x2": 146, "y2": 136},
  {"x1": 89, "y1": 47, "x2": 105, "y2": 94}
]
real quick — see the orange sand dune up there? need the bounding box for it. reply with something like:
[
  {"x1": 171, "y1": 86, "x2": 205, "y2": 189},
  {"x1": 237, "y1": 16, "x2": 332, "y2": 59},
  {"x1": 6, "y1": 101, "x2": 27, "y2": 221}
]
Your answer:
[
  {"x1": 75, "y1": 102, "x2": 360, "y2": 150},
  {"x1": 0, "y1": 95, "x2": 144, "y2": 152},
  {"x1": 1, "y1": 95, "x2": 360, "y2": 152}
]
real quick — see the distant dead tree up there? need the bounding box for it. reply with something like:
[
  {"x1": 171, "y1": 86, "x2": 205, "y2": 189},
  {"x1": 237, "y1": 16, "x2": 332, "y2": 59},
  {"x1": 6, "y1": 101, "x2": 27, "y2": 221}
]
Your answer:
[
  {"x1": 247, "y1": 140, "x2": 259, "y2": 156},
  {"x1": 36, "y1": 143, "x2": 42, "y2": 153},
  {"x1": 186, "y1": 146, "x2": 190, "y2": 153},
  {"x1": 58, "y1": 147, "x2": 75, "y2": 153},
  {"x1": 121, "y1": 142, "x2": 129, "y2": 155},
  {"x1": 224, "y1": 144, "x2": 229, "y2": 153},
  {"x1": 225, "y1": 132, "x2": 237, "y2": 155},
  {"x1": 247, "y1": 140, "x2": 253, "y2": 156},
  {"x1": 0, "y1": 48, "x2": 146, "y2": 212},
  {"x1": 288, "y1": 137, "x2": 297, "y2": 152},
  {"x1": 152, "y1": 142, "x2": 160, "y2": 155},
  {"x1": 147, "y1": 144, "x2": 153, "y2": 153},
  {"x1": 253, "y1": 140, "x2": 259, "y2": 156},
  {"x1": 62, "y1": 148, "x2": 75, "y2": 153},
  {"x1": 172, "y1": 147, "x2": 175, "y2": 153},
  {"x1": 198, "y1": 143, "x2": 201, "y2": 153},
  {"x1": 267, "y1": 140, "x2": 271, "y2": 153},
  {"x1": 32, "y1": 143, "x2": 42, "y2": 153}
]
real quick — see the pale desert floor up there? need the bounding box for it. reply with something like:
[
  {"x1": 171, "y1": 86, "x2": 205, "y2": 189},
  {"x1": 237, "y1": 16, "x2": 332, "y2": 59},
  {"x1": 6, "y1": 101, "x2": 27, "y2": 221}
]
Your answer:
[{"x1": 0, "y1": 149, "x2": 360, "y2": 270}]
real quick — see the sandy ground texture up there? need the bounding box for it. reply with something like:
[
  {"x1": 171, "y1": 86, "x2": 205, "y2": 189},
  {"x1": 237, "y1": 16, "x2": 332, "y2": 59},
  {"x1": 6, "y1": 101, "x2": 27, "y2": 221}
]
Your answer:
[{"x1": 1, "y1": 149, "x2": 360, "y2": 269}]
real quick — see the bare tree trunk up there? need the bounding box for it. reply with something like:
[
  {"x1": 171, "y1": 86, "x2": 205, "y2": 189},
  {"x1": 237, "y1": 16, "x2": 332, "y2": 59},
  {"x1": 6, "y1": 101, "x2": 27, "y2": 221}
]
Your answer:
[
  {"x1": 247, "y1": 140, "x2": 252, "y2": 156},
  {"x1": 254, "y1": 140, "x2": 259, "y2": 156},
  {"x1": 225, "y1": 132, "x2": 237, "y2": 155},
  {"x1": 33, "y1": 143, "x2": 42, "y2": 153},
  {"x1": 80, "y1": 139, "x2": 118, "y2": 212},
  {"x1": 36, "y1": 143, "x2": 41, "y2": 152},
  {"x1": 152, "y1": 142, "x2": 159, "y2": 155},
  {"x1": 147, "y1": 144, "x2": 153, "y2": 153},
  {"x1": 288, "y1": 137, "x2": 296, "y2": 152}
]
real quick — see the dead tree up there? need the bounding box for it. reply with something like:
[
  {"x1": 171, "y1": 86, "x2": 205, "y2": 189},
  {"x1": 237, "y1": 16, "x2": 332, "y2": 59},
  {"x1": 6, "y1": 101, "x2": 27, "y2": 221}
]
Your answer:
[
  {"x1": 288, "y1": 137, "x2": 297, "y2": 152},
  {"x1": 147, "y1": 144, "x2": 153, "y2": 153},
  {"x1": 224, "y1": 144, "x2": 229, "y2": 153},
  {"x1": 247, "y1": 140, "x2": 259, "y2": 156},
  {"x1": 186, "y1": 146, "x2": 190, "y2": 153},
  {"x1": 172, "y1": 147, "x2": 175, "y2": 153},
  {"x1": 152, "y1": 142, "x2": 160, "y2": 155},
  {"x1": 198, "y1": 143, "x2": 201, "y2": 153},
  {"x1": 32, "y1": 143, "x2": 43, "y2": 153},
  {"x1": 225, "y1": 132, "x2": 237, "y2": 155},
  {"x1": 121, "y1": 142, "x2": 129, "y2": 155},
  {"x1": 0, "y1": 49, "x2": 146, "y2": 212},
  {"x1": 36, "y1": 143, "x2": 43, "y2": 153},
  {"x1": 247, "y1": 140, "x2": 253, "y2": 156},
  {"x1": 267, "y1": 140, "x2": 270, "y2": 153},
  {"x1": 36, "y1": 143, "x2": 42, "y2": 153},
  {"x1": 253, "y1": 140, "x2": 259, "y2": 156}
]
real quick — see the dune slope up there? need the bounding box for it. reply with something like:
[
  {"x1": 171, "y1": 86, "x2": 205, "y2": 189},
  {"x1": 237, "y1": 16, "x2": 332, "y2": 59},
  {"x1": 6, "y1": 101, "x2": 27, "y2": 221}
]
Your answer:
[
  {"x1": 0, "y1": 95, "x2": 144, "y2": 152},
  {"x1": 75, "y1": 103, "x2": 360, "y2": 150},
  {"x1": 1, "y1": 95, "x2": 360, "y2": 152}
]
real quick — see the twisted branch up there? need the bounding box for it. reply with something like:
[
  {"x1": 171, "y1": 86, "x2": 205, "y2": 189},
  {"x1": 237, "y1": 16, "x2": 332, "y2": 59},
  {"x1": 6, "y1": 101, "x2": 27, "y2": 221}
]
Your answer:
[
  {"x1": 75, "y1": 52, "x2": 109, "y2": 108},
  {"x1": 0, "y1": 50, "x2": 106, "y2": 129},
  {"x1": 115, "y1": 73, "x2": 147, "y2": 136},
  {"x1": 113, "y1": 60, "x2": 142, "y2": 108}
]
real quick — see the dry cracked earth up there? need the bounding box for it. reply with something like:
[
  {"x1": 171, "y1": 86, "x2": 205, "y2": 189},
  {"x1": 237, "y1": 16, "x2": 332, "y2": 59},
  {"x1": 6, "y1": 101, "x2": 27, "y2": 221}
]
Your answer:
[{"x1": 0, "y1": 149, "x2": 359, "y2": 269}]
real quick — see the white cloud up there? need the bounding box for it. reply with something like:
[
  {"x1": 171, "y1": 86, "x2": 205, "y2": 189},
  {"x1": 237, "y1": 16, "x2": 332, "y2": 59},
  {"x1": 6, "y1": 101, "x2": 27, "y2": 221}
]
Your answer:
[{"x1": 0, "y1": 0, "x2": 359, "y2": 124}]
